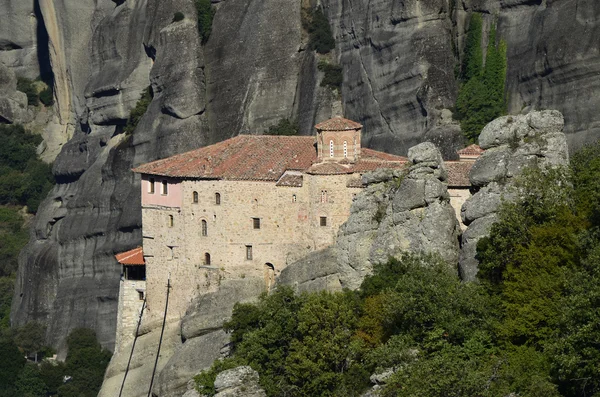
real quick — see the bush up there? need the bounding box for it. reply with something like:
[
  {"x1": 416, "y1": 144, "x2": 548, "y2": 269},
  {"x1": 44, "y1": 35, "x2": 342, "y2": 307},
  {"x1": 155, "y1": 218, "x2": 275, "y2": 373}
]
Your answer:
[
  {"x1": 124, "y1": 87, "x2": 152, "y2": 135},
  {"x1": 318, "y1": 61, "x2": 343, "y2": 90},
  {"x1": 196, "y1": 0, "x2": 215, "y2": 44},
  {"x1": 264, "y1": 118, "x2": 298, "y2": 136},
  {"x1": 173, "y1": 12, "x2": 184, "y2": 22},
  {"x1": 39, "y1": 85, "x2": 54, "y2": 106},
  {"x1": 307, "y1": 7, "x2": 335, "y2": 54},
  {"x1": 16, "y1": 77, "x2": 39, "y2": 106}
]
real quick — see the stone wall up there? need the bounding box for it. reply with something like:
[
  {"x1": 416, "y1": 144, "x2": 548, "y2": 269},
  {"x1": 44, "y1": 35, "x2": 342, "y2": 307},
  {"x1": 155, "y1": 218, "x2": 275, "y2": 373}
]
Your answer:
[
  {"x1": 141, "y1": 174, "x2": 362, "y2": 323},
  {"x1": 115, "y1": 278, "x2": 146, "y2": 352}
]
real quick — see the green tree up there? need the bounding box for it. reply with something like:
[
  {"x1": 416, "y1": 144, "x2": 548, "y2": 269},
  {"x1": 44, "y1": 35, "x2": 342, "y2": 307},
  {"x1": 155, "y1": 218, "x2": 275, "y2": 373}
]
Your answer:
[
  {"x1": 15, "y1": 363, "x2": 48, "y2": 397},
  {"x1": 455, "y1": 17, "x2": 507, "y2": 142},
  {"x1": 307, "y1": 7, "x2": 335, "y2": 54},
  {"x1": 0, "y1": 336, "x2": 26, "y2": 391},
  {"x1": 462, "y1": 14, "x2": 483, "y2": 80},
  {"x1": 14, "y1": 322, "x2": 46, "y2": 362},
  {"x1": 17, "y1": 77, "x2": 39, "y2": 106}
]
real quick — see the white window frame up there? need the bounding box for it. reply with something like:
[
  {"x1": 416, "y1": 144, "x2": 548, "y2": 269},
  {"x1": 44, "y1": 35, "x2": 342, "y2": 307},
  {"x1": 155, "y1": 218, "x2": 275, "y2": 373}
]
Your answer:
[{"x1": 329, "y1": 140, "x2": 334, "y2": 157}]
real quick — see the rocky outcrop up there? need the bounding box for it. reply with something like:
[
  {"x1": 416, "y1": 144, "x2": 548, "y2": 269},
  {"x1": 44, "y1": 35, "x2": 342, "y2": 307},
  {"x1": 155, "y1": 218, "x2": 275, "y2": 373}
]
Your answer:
[
  {"x1": 99, "y1": 278, "x2": 265, "y2": 397},
  {"x1": 0, "y1": 61, "x2": 29, "y2": 123},
  {"x1": 210, "y1": 366, "x2": 267, "y2": 397},
  {"x1": 458, "y1": 110, "x2": 569, "y2": 281},
  {"x1": 280, "y1": 142, "x2": 461, "y2": 292},
  {"x1": 0, "y1": 0, "x2": 40, "y2": 79}
]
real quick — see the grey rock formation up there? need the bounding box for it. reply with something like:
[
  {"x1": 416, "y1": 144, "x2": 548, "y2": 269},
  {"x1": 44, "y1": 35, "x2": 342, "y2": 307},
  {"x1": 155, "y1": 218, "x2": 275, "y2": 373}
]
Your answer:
[
  {"x1": 279, "y1": 142, "x2": 461, "y2": 292},
  {"x1": 0, "y1": 0, "x2": 40, "y2": 79},
  {"x1": 458, "y1": 110, "x2": 569, "y2": 281},
  {"x1": 99, "y1": 278, "x2": 265, "y2": 397},
  {"x1": 455, "y1": 0, "x2": 600, "y2": 150},
  {"x1": 211, "y1": 366, "x2": 266, "y2": 397},
  {"x1": 0, "y1": 61, "x2": 28, "y2": 123},
  {"x1": 323, "y1": 0, "x2": 459, "y2": 155}
]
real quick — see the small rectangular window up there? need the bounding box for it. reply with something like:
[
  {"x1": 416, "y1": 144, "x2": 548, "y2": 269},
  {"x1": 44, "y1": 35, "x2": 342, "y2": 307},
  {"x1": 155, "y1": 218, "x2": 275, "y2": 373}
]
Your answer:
[
  {"x1": 320, "y1": 216, "x2": 327, "y2": 227},
  {"x1": 252, "y1": 218, "x2": 260, "y2": 229},
  {"x1": 162, "y1": 180, "x2": 168, "y2": 195},
  {"x1": 149, "y1": 178, "x2": 155, "y2": 194},
  {"x1": 138, "y1": 290, "x2": 144, "y2": 301},
  {"x1": 246, "y1": 245, "x2": 253, "y2": 260}
]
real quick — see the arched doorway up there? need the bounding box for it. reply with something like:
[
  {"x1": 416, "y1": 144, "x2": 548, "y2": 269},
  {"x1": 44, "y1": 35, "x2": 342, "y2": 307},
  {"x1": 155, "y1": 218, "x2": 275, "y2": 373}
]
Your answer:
[{"x1": 264, "y1": 263, "x2": 275, "y2": 290}]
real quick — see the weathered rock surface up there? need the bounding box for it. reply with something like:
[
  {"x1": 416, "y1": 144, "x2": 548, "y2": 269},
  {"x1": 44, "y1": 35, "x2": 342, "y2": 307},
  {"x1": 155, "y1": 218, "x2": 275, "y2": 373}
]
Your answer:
[
  {"x1": 211, "y1": 366, "x2": 266, "y2": 397},
  {"x1": 99, "y1": 278, "x2": 264, "y2": 397},
  {"x1": 0, "y1": 0, "x2": 40, "y2": 79},
  {"x1": 323, "y1": 0, "x2": 460, "y2": 155},
  {"x1": 279, "y1": 142, "x2": 461, "y2": 292},
  {"x1": 458, "y1": 110, "x2": 569, "y2": 281},
  {"x1": 0, "y1": 61, "x2": 29, "y2": 123}
]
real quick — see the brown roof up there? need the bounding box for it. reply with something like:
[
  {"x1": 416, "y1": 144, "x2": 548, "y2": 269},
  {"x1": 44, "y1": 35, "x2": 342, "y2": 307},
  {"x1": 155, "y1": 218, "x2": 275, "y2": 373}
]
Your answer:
[
  {"x1": 133, "y1": 135, "x2": 407, "y2": 180},
  {"x1": 445, "y1": 161, "x2": 474, "y2": 187},
  {"x1": 133, "y1": 135, "x2": 317, "y2": 181},
  {"x1": 115, "y1": 247, "x2": 145, "y2": 265},
  {"x1": 276, "y1": 173, "x2": 303, "y2": 187},
  {"x1": 457, "y1": 144, "x2": 484, "y2": 156},
  {"x1": 315, "y1": 116, "x2": 363, "y2": 131}
]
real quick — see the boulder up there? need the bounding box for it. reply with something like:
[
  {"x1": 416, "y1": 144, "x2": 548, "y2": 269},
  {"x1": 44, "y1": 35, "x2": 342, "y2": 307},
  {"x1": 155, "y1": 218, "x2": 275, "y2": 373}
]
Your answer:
[{"x1": 212, "y1": 366, "x2": 266, "y2": 397}]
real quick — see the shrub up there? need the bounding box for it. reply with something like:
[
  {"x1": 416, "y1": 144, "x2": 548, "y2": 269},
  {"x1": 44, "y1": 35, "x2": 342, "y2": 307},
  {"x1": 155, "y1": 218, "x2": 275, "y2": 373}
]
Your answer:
[
  {"x1": 318, "y1": 61, "x2": 343, "y2": 90},
  {"x1": 264, "y1": 118, "x2": 298, "y2": 136},
  {"x1": 124, "y1": 87, "x2": 152, "y2": 135},
  {"x1": 196, "y1": 0, "x2": 215, "y2": 44},
  {"x1": 173, "y1": 12, "x2": 184, "y2": 22},
  {"x1": 16, "y1": 77, "x2": 39, "y2": 106},
  {"x1": 39, "y1": 85, "x2": 54, "y2": 106},
  {"x1": 307, "y1": 7, "x2": 335, "y2": 54}
]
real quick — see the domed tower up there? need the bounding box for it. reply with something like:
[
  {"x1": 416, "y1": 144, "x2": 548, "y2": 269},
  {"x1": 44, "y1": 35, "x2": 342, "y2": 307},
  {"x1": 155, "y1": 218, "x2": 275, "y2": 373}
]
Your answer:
[{"x1": 315, "y1": 116, "x2": 363, "y2": 163}]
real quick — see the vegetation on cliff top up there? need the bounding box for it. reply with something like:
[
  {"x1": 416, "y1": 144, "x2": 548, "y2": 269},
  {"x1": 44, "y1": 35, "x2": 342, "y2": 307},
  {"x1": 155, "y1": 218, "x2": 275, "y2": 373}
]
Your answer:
[
  {"x1": 196, "y1": 0, "x2": 215, "y2": 44},
  {"x1": 196, "y1": 140, "x2": 600, "y2": 397}
]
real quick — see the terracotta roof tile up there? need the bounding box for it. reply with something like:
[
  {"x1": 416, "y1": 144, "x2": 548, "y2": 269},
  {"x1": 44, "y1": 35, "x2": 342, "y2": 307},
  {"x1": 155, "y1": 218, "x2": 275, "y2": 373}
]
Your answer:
[
  {"x1": 315, "y1": 116, "x2": 363, "y2": 131},
  {"x1": 457, "y1": 144, "x2": 484, "y2": 157},
  {"x1": 115, "y1": 247, "x2": 145, "y2": 265},
  {"x1": 276, "y1": 173, "x2": 303, "y2": 187},
  {"x1": 133, "y1": 135, "x2": 317, "y2": 181},
  {"x1": 445, "y1": 161, "x2": 474, "y2": 187}
]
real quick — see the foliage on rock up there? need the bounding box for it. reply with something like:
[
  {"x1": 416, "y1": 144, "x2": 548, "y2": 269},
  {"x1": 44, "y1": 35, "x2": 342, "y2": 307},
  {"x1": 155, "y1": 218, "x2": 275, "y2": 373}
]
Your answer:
[
  {"x1": 304, "y1": 7, "x2": 335, "y2": 54},
  {"x1": 455, "y1": 16, "x2": 507, "y2": 142},
  {"x1": 264, "y1": 118, "x2": 298, "y2": 136},
  {"x1": 196, "y1": 0, "x2": 215, "y2": 44},
  {"x1": 318, "y1": 60, "x2": 343, "y2": 90},
  {"x1": 123, "y1": 87, "x2": 152, "y2": 135}
]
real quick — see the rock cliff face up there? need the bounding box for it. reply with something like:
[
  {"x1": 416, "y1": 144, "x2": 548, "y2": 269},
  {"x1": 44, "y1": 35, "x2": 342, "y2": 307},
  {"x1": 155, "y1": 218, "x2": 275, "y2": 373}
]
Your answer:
[
  {"x1": 458, "y1": 0, "x2": 600, "y2": 150},
  {"x1": 5, "y1": 0, "x2": 600, "y2": 362},
  {"x1": 279, "y1": 142, "x2": 461, "y2": 292},
  {"x1": 458, "y1": 110, "x2": 569, "y2": 281}
]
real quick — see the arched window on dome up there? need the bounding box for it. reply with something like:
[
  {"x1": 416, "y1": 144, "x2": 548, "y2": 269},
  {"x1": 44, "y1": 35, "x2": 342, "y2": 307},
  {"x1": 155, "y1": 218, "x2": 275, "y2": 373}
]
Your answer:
[
  {"x1": 329, "y1": 140, "x2": 334, "y2": 157},
  {"x1": 343, "y1": 141, "x2": 347, "y2": 158}
]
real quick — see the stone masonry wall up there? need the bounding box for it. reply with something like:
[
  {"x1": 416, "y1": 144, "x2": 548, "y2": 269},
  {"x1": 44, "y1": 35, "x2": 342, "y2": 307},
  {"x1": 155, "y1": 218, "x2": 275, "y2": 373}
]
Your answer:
[
  {"x1": 115, "y1": 278, "x2": 146, "y2": 352},
  {"x1": 141, "y1": 174, "x2": 361, "y2": 324}
]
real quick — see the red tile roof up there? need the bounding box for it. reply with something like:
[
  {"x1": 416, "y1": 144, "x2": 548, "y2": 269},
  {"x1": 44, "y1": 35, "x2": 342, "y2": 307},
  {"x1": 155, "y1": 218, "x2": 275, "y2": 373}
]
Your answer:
[
  {"x1": 445, "y1": 161, "x2": 474, "y2": 187},
  {"x1": 457, "y1": 144, "x2": 484, "y2": 157},
  {"x1": 315, "y1": 116, "x2": 363, "y2": 131},
  {"x1": 115, "y1": 247, "x2": 145, "y2": 265},
  {"x1": 133, "y1": 135, "x2": 407, "y2": 180},
  {"x1": 133, "y1": 135, "x2": 317, "y2": 181},
  {"x1": 276, "y1": 173, "x2": 303, "y2": 187}
]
